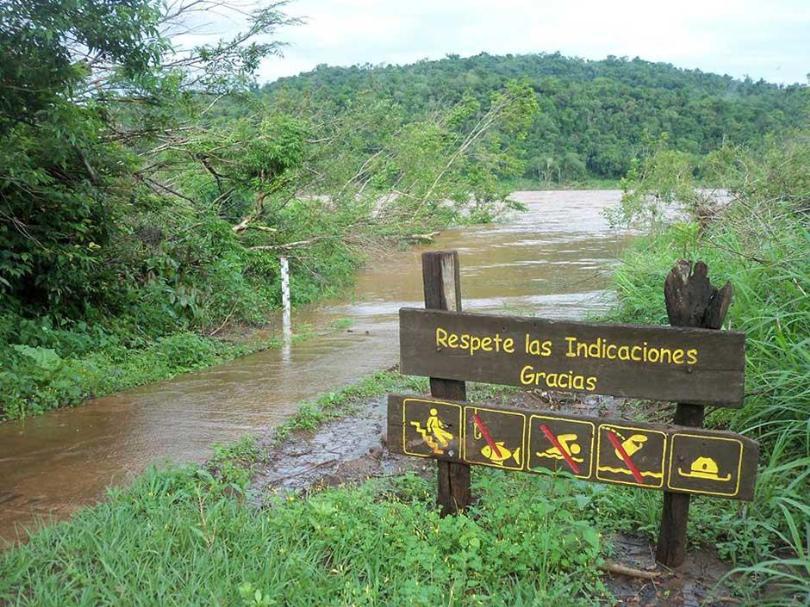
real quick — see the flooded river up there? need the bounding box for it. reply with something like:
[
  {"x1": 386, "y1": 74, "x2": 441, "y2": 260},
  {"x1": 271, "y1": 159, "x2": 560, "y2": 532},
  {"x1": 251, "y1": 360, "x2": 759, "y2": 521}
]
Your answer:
[{"x1": 0, "y1": 190, "x2": 632, "y2": 543}]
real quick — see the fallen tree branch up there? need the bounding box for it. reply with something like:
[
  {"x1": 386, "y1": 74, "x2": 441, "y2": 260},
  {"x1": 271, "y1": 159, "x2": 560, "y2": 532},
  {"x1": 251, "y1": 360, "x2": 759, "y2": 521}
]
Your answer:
[
  {"x1": 141, "y1": 176, "x2": 197, "y2": 205},
  {"x1": 406, "y1": 231, "x2": 440, "y2": 243},
  {"x1": 232, "y1": 191, "x2": 268, "y2": 233},
  {"x1": 250, "y1": 236, "x2": 328, "y2": 251},
  {"x1": 208, "y1": 303, "x2": 237, "y2": 337},
  {"x1": 241, "y1": 225, "x2": 278, "y2": 233},
  {"x1": 598, "y1": 560, "x2": 661, "y2": 580}
]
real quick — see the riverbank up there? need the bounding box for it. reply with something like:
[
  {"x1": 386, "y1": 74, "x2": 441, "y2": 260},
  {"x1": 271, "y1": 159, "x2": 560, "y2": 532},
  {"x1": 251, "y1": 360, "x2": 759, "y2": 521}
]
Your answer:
[
  {"x1": 2, "y1": 190, "x2": 630, "y2": 546},
  {"x1": 0, "y1": 322, "x2": 294, "y2": 422},
  {"x1": 1, "y1": 238, "x2": 390, "y2": 422},
  {"x1": 0, "y1": 341, "x2": 798, "y2": 604},
  {"x1": 0, "y1": 188, "x2": 630, "y2": 425},
  {"x1": 0, "y1": 188, "x2": 551, "y2": 423},
  {"x1": 0, "y1": 370, "x2": 746, "y2": 605},
  {"x1": 0, "y1": 283, "x2": 798, "y2": 603},
  {"x1": 6, "y1": 173, "x2": 613, "y2": 424}
]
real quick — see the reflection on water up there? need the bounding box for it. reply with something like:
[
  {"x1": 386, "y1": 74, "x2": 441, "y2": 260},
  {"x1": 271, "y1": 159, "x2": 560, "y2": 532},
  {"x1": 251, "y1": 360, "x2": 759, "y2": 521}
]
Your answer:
[{"x1": 0, "y1": 190, "x2": 631, "y2": 543}]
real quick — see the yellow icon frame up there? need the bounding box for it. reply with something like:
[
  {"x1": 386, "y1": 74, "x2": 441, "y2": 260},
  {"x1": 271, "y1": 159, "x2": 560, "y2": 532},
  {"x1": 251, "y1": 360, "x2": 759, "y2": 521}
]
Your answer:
[
  {"x1": 463, "y1": 406, "x2": 526, "y2": 471},
  {"x1": 527, "y1": 415, "x2": 595, "y2": 479},
  {"x1": 667, "y1": 433, "x2": 743, "y2": 497},
  {"x1": 595, "y1": 424, "x2": 667, "y2": 488},
  {"x1": 402, "y1": 398, "x2": 462, "y2": 458}
]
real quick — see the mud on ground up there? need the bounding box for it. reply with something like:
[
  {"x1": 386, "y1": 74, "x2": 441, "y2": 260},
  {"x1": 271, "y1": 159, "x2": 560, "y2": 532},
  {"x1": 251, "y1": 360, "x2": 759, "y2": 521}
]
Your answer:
[
  {"x1": 250, "y1": 390, "x2": 732, "y2": 606},
  {"x1": 251, "y1": 395, "x2": 418, "y2": 495}
]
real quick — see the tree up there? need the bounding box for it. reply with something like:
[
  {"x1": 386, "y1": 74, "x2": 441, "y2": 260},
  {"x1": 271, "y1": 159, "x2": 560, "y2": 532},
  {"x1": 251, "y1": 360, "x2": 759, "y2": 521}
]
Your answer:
[{"x1": 0, "y1": 0, "x2": 295, "y2": 314}]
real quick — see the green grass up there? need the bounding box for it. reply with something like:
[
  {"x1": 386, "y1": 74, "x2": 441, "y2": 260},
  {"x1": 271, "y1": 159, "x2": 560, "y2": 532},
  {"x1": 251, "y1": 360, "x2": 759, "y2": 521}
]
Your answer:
[
  {"x1": 329, "y1": 317, "x2": 354, "y2": 330},
  {"x1": 0, "y1": 370, "x2": 606, "y2": 605},
  {"x1": 602, "y1": 191, "x2": 809, "y2": 600},
  {"x1": 0, "y1": 328, "x2": 286, "y2": 421},
  {"x1": 0, "y1": 433, "x2": 611, "y2": 606},
  {"x1": 0, "y1": 365, "x2": 805, "y2": 605},
  {"x1": 0, "y1": 318, "x2": 324, "y2": 422}
]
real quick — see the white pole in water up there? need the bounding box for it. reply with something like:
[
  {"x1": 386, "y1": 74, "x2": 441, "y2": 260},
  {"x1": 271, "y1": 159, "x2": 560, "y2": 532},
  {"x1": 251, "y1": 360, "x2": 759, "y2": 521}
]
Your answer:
[{"x1": 280, "y1": 256, "x2": 292, "y2": 361}]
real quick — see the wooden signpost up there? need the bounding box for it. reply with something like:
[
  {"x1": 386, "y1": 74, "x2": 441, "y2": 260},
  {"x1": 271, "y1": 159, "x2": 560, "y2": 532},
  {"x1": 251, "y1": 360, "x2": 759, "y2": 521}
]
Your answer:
[
  {"x1": 421, "y1": 251, "x2": 471, "y2": 515},
  {"x1": 391, "y1": 251, "x2": 758, "y2": 568}
]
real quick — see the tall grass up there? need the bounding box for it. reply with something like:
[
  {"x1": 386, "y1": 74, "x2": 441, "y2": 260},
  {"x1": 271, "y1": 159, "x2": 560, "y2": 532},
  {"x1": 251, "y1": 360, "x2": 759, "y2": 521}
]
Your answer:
[{"x1": 606, "y1": 133, "x2": 810, "y2": 604}]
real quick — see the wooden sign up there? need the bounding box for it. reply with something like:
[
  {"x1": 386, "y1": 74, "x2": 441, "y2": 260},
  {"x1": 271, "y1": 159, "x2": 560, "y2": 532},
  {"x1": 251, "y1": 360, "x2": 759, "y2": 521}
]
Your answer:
[
  {"x1": 399, "y1": 252, "x2": 752, "y2": 568},
  {"x1": 387, "y1": 395, "x2": 759, "y2": 501},
  {"x1": 399, "y1": 308, "x2": 746, "y2": 406}
]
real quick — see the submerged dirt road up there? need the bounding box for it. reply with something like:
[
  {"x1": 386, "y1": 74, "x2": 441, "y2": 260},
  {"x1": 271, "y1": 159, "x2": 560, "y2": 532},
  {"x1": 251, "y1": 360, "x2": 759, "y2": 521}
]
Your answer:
[{"x1": 0, "y1": 190, "x2": 632, "y2": 543}]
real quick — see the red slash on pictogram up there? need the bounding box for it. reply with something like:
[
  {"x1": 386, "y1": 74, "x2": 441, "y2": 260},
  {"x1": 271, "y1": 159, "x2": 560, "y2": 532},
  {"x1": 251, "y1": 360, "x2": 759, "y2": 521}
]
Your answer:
[
  {"x1": 606, "y1": 429, "x2": 645, "y2": 484},
  {"x1": 472, "y1": 413, "x2": 502, "y2": 458},
  {"x1": 538, "y1": 424, "x2": 581, "y2": 474}
]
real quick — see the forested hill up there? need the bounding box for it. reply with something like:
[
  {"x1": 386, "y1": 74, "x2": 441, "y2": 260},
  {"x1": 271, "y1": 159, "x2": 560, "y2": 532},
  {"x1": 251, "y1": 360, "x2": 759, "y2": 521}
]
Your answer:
[{"x1": 262, "y1": 53, "x2": 808, "y2": 180}]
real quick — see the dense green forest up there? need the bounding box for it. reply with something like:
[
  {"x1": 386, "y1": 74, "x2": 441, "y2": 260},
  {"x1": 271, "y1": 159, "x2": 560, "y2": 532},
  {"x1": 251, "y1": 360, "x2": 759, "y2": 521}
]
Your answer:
[{"x1": 264, "y1": 52, "x2": 809, "y2": 181}]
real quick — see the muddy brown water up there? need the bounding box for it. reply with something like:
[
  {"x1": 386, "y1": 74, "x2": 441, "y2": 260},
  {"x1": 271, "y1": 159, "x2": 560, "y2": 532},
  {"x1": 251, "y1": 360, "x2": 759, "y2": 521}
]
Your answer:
[{"x1": 0, "y1": 190, "x2": 632, "y2": 544}]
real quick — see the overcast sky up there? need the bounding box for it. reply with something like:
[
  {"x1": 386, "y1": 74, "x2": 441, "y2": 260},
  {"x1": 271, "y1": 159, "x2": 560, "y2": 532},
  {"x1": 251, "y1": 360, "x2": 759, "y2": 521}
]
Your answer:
[{"x1": 200, "y1": 0, "x2": 810, "y2": 85}]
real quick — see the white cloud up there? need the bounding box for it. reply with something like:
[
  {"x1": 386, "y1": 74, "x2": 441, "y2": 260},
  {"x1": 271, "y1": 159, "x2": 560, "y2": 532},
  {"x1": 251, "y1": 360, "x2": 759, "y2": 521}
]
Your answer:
[{"x1": 207, "y1": 0, "x2": 809, "y2": 84}]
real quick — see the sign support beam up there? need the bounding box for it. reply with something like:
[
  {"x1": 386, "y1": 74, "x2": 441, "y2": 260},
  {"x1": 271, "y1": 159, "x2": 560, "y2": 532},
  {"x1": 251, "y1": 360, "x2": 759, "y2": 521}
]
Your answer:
[
  {"x1": 656, "y1": 261, "x2": 734, "y2": 568},
  {"x1": 422, "y1": 251, "x2": 471, "y2": 516}
]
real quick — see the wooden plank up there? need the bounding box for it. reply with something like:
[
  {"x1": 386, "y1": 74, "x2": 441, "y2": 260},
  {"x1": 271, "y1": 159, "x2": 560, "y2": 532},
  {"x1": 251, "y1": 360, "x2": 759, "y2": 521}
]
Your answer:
[
  {"x1": 387, "y1": 394, "x2": 759, "y2": 501},
  {"x1": 421, "y1": 251, "x2": 471, "y2": 516},
  {"x1": 657, "y1": 260, "x2": 734, "y2": 567},
  {"x1": 399, "y1": 308, "x2": 746, "y2": 406}
]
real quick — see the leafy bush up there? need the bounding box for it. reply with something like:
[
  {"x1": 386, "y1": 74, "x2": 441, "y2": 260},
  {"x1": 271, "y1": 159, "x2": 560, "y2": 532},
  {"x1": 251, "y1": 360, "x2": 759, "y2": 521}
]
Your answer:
[{"x1": 0, "y1": 317, "x2": 274, "y2": 420}]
